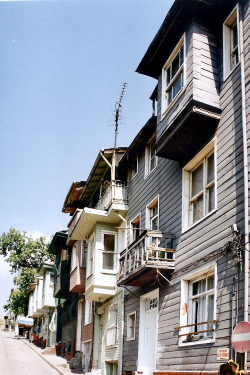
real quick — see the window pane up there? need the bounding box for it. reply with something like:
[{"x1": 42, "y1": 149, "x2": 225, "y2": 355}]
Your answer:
[
  {"x1": 207, "y1": 153, "x2": 214, "y2": 184},
  {"x1": 168, "y1": 88, "x2": 173, "y2": 105},
  {"x1": 193, "y1": 282, "x2": 198, "y2": 296},
  {"x1": 104, "y1": 234, "x2": 115, "y2": 252},
  {"x1": 193, "y1": 194, "x2": 203, "y2": 223},
  {"x1": 172, "y1": 53, "x2": 180, "y2": 77},
  {"x1": 207, "y1": 294, "x2": 214, "y2": 333},
  {"x1": 151, "y1": 217, "x2": 158, "y2": 230},
  {"x1": 233, "y1": 23, "x2": 238, "y2": 49},
  {"x1": 192, "y1": 163, "x2": 203, "y2": 197},
  {"x1": 103, "y1": 253, "x2": 114, "y2": 270},
  {"x1": 167, "y1": 67, "x2": 171, "y2": 86},
  {"x1": 207, "y1": 275, "x2": 214, "y2": 290},
  {"x1": 180, "y1": 45, "x2": 184, "y2": 65},
  {"x1": 208, "y1": 185, "x2": 215, "y2": 212},
  {"x1": 172, "y1": 73, "x2": 183, "y2": 99}
]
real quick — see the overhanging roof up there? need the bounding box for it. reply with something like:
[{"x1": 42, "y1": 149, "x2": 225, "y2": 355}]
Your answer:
[
  {"x1": 136, "y1": 0, "x2": 238, "y2": 79},
  {"x1": 62, "y1": 181, "x2": 86, "y2": 214},
  {"x1": 79, "y1": 148, "x2": 127, "y2": 206},
  {"x1": 48, "y1": 231, "x2": 68, "y2": 255}
]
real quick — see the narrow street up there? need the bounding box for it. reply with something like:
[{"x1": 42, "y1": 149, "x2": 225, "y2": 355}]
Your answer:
[{"x1": 0, "y1": 330, "x2": 61, "y2": 375}]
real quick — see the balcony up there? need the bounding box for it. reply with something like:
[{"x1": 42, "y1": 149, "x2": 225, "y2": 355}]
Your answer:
[
  {"x1": 95, "y1": 180, "x2": 128, "y2": 212},
  {"x1": 117, "y1": 230, "x2": 175, "y2": 287},
  {"x1": 70, "y1": 181, "x2": 128, "y2": 241}
]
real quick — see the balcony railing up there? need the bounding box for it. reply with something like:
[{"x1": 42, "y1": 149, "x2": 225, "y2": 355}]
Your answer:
[
  {"x1": 118, "y1": 230, "x2": 175, "y2": 286},
  {"x1": 95, "y1": 181, "x2": 128, "y2": 211}
]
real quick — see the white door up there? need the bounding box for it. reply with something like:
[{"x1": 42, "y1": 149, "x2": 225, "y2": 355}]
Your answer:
[{"x1": 138, "y1": 290, "x2": 158, "y2": 375}]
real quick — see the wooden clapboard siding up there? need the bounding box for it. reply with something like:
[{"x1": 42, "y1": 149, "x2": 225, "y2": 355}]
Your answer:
[{"x1": 121, "y1": 1, "x2": 250, "y2": 373}]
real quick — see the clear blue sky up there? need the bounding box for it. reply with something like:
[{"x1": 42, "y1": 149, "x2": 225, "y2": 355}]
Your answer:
[{"x1": 0, "y1": 0, "x2": 173, "y2": 314}]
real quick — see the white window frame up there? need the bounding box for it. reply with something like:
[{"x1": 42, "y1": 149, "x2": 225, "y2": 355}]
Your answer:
[
  {"x1": 161, "y1": 34, "x2": 186, "y2": 117},
  {"x1": 145, "y1": 134, "x2": 158, "y2": 177},
  {"x1": 146, "y1": 195, "x2": 159, "y2": 230},
  {"x1": 85, "y1": 300, "x2": 92, "y2": 325},
  {"x1": 127, "y1": 311, "x2": 136, "y2": 341},
  {"x1": 106, "y1": 304, "x2": 118, "y2": 347},
  {"x1": 101, "y1": 230, "x2": 117, "y2": 273},
  {"x1": 130, "y1": 213, "x2": 141, "y2": 244},
  {"x1": 179, "y1": 262, "x2": 217, "y2": 346},
  {"x1": 223, "y1": 5, "x2": 240, "y2": 80},
  {"x1": 81, "y1": 241, "x2": 88, "y2": 268},
  {"x1": 71, "y1": 245, "x2": 77, "y2": 272},
  {"x1": 131, "y1": 155, "x2": 138, "y2": 179},
  {"x1": 87, "y1": 234, "x2": 95, "y2": 278},
  {"x1": 182, "y1": 139, "x2": 217, "y2": 232}
]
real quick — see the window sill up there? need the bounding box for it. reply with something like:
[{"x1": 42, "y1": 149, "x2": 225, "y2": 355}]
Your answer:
[
  {"x1": 161, "y1": 87, "x2": 184, "y2": 121},
  {"x1": 107, "y1": 345, "x2": 118, "y2": 348},
  {"x1": 127, "y1": 337, "x2": 135, "y2": 341},
  {"x1": 179, "y1": 337, "x2": 215, "y2": 347},
  {"x1": 223, "y1": 61, "x2": 240, "y2": 81},
  {"x1": 144, "y1": 165, "x2": 158, "y2": 180},
  {"x1": 101, "y1": 270, "x2": 117, "y2": 275},
  {"x1": 182, "y1": 208, "x2": 217, "y2": 234},
  {"x1": 86, "y1": 273, "x2": 93, "y2": 279}
]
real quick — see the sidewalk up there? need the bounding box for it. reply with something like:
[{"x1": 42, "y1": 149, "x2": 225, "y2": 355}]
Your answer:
[{"x1": 20, "y1": 337, "x2": 84, "y2": 375}]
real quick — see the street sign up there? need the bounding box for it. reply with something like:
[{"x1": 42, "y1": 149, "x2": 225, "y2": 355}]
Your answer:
[{"x1": 231, "y1": 321, "x2": 250, "y2": 353}]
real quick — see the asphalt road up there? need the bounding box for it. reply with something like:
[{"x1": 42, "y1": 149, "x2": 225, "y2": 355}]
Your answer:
[{"x1": 0, "y1": 329, "x2": 60, "y2": 375}]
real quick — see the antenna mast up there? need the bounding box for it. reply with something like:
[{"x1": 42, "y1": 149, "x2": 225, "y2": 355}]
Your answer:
[
  {"x1": 114, "y1": 83, "x2": 127, "y2": 150},
  {"x1": 111, "y1": 83, "x2": 126, "y2": 183}
]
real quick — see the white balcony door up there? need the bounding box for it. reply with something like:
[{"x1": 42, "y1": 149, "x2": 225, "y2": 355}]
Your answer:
[{"x1": 138, "y1": 290, "x2": 158, "y2": 375}]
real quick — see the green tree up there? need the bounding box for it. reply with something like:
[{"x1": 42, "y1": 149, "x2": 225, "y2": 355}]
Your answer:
[{"x1": 0, "y1": 228, "x2": 54, "y2": 316}]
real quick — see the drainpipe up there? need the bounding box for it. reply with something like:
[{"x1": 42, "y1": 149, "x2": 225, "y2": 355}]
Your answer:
[
  {"x1": 239, "y1": 4, "x2": 249, "y2": 371},
  {"x1": 47, "y1": 310, "x2": 51, "y2": 348}
]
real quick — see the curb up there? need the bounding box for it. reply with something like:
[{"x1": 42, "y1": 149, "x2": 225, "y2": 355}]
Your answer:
[{"x1": 20, "y1": 338, "x2": 68, "y2": 375}]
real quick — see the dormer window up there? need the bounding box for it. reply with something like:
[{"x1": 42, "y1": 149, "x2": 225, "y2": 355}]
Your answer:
[{"x1": 162, "y1": 35, "x2": 185, "y2": 115}]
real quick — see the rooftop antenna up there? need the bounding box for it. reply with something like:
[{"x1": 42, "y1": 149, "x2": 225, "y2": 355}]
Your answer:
[
  {"x1": 114, "y1": 83, "x2": 127, "y2": 150},
  {"x1": 111, "y1": 83, "x2": 127, "y2": 188}
]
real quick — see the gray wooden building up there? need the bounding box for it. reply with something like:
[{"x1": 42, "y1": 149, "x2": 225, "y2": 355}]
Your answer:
[{"x1": 118, "y1": 0, "x2": 250, "y2": 374}]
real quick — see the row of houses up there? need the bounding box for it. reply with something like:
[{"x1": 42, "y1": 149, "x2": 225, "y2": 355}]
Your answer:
[{"x1": 24, "y1": 0, "x2": 250, "y2": 374}]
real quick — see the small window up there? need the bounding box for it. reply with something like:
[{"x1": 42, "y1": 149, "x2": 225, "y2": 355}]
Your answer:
[
  {"x1": 182, "y1": 141, "x2": 216, "y2": 231},
  {"x1": 87, "y1": 236, "x2": 94, "y2": 277},
  {"x1": 131, "y1": 156, "x2": 138, "y2": 179},
  {"x1": 145, "y1": 135, "x2": 158, "y2": 176},
  {"x1": 71, "y1": 245, "x2": 77, "y2": 271},
  {"x1": 85, "y1": 300, "x2": 92, "y2": 325},
  {"x1": 179, "y1": 264, "x2": 216, "y2": 345},
  {"x1": 130, "y1": 214, "x2": 141, "y2": 243},
  {"x1": 107, "y1": 305, "x2": 117, "y2": 346},
  {"x1": 103, "y1": 233, "x2": 116, "y2": 271},
  {"x1": 49, "y1": 273, "x2": 54, "y2": 294},
  {"x1": 81, "y1": 241, "x2": 88, "y2": 267},
  {"x1": 223, "y1": 6, "x2": 240, "y2": 79},
  {"x1": 162, "y1": 35, "x2": 185, "y2": 115},
  {"x1": 127, "y1": 312, "x2": 136, "y2": 341}
]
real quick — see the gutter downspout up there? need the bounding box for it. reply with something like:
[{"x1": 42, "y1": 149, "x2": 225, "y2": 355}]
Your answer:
[{"x1": 239, "y1": 4, "x2": 249, "y2": 371}]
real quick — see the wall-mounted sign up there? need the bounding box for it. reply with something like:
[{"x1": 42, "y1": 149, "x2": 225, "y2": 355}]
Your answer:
[{"x1": 217, "y1": 348, "x2": 229, "y2": 360}]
